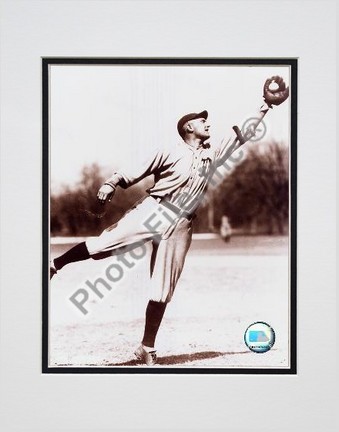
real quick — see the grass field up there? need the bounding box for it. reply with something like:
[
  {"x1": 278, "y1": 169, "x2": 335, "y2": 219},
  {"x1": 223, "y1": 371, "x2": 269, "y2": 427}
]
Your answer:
[{"x1": 49, "y1": 235, "x2": 290, "y2": 369}]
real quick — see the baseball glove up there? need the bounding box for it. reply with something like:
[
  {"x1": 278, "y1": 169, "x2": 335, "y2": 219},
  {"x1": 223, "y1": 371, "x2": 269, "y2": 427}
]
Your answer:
[{"x1": 263, "y1": 76, "x2": 289, "y2": 107}]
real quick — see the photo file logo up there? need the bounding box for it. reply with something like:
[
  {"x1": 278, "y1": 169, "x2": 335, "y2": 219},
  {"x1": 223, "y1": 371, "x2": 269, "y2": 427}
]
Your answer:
[{"x1": 244, "y1": 322, "x2": 275, "y2": 353}]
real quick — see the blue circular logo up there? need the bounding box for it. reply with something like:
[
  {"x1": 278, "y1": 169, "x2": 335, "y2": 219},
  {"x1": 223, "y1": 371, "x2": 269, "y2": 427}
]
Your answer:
[{"x1": 244, "y1": 321, "x2": 275, "y2": 353}]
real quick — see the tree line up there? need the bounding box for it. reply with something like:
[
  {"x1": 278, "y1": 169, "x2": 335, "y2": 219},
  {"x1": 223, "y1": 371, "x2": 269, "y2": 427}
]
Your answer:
[{"x1": 51, "y1": 141, "x2": 289, "y2": 236}]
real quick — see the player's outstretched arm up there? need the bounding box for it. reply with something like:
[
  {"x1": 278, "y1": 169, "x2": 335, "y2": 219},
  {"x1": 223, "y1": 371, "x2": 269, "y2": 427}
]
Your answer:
[
  {"x1": 215, "y1": 75, "x2": 289, "y2": 166},
  {"x1": 96, "y1": 146, "x2": 166, "y2": 205},
  {"x1": 233, "y1": 75, "x2": 289, "y2": 145}
]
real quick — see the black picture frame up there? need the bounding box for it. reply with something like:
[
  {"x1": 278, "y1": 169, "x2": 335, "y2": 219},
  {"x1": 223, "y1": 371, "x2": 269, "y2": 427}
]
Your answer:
[{"x1": 42, "y1": 57, "x2": 297, "y2": 374}]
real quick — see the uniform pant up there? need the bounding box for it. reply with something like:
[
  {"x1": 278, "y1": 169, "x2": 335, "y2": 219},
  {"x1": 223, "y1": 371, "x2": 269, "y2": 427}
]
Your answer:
[{"x1": 86, "y1": 196, "x2": 193, "y2": 303}]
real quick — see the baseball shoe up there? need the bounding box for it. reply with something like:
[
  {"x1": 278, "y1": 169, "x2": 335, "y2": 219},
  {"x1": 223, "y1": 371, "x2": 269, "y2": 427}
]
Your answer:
[
  {"x1": 134, "y1": 345, "x2": 157, "y2": 366},
  {"x1": 50, "y1": 260, "x2": 57, "y2": 279}
]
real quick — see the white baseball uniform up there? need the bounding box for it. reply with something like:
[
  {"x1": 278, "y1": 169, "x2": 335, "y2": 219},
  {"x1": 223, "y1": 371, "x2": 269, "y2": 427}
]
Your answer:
[{"x1": 86, "y1": 104, "x2": 270, "y2": 302}]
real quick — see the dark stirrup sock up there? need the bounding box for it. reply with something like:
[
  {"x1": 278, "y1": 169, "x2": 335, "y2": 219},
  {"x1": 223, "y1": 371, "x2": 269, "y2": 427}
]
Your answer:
[
  {"x1": 142, "y1": 300, "x2": 167, "y2": 348},
  {"x1": 53, "y1": 241, "x2": 90, "y2": 271}
]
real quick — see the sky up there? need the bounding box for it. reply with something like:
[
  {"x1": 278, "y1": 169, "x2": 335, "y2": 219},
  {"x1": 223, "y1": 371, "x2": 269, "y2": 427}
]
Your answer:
[{"x1": 50, "y1": 64, "x2": 291, "y2": 188}]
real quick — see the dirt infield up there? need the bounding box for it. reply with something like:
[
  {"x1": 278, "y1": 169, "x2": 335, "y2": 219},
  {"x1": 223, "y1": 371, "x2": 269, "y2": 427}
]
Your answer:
[{"x1": 49, "y1": 236, "x2": 289, "y2": 369}]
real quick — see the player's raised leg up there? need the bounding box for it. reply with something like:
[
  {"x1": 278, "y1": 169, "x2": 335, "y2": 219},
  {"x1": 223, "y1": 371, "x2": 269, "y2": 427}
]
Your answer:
[
  {"x1": 50, "y1": 196, "x2": 171, "y2": 279},
  {"x1": 51, "y1": 241, "x2": 90, "y2": 277}
]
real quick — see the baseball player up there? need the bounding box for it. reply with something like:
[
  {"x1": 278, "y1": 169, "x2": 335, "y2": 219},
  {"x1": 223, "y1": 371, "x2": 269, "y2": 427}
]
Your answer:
[{"x1": 50, "y1": 76, "x2": 289, "y2": 366}]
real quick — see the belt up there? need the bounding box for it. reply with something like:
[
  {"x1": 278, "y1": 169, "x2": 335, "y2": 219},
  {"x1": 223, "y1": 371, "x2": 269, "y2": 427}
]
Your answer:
[{"x1": 153, "y1": 196, "x2": 195, "y2": 221}]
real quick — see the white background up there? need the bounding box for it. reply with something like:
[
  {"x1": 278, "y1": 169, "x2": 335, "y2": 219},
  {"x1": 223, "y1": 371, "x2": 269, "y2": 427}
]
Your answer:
[{"x1": 0, "y1": 1, "x2": 337, "y2": 432}]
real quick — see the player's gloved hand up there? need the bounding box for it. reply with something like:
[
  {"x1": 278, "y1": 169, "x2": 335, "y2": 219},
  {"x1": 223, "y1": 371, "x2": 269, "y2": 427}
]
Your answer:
[
  {"x1": 97, "y1": 184, "x2": 115, "y2": 205},
  {"x1": 263, "y1": 76, "x2": 289, "y2": 108}
]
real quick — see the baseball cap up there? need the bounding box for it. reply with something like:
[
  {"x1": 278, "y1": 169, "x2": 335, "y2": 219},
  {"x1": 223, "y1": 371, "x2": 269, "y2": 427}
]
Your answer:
[{"x1": 177, "y1": 110, "x2": 208, "y2": 138}]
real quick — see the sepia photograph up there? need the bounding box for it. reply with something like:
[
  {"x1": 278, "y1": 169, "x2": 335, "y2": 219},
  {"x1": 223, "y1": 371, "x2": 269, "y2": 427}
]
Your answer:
[
  {"x1": 1, "y1": 0, "x2": 336, "y2": 430},
  {"x1": 43, "y1": 58, "x2": 296, "y2": 373}
]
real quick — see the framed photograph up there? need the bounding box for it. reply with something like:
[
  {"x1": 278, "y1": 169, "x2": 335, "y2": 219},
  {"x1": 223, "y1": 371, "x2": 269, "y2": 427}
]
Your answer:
[
  {"x1": 1, "y1": 1, "x2": 336, "y2": 431},
  {"x1": 43, "y1": 58, "x2": 297, "y2": 374}
]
